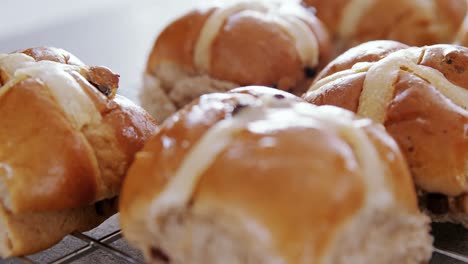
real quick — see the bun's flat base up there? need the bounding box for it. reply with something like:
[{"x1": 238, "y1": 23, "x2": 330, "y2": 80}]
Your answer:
[{"x1": 0, "y1": 198, "x2": 116, "y2": 258}]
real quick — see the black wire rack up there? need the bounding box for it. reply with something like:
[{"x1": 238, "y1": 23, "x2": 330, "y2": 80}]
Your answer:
[
  {"x1": 14, "y1": 231, "x2": 141, "y2": 264},
  {"x1": 1, "y1": 220, "x2": 468, "y2": 264},
  {"x1": 0, "y1": 216, "x2": 146, "y2": 264}
]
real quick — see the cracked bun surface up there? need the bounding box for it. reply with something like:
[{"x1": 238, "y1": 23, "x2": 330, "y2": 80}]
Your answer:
[
  {"x1": 0, "y1": 47, "x2": 158, "y2": 257},
  {"x1": 121, "y1": 86, "x2": 432, "y2": 264}
]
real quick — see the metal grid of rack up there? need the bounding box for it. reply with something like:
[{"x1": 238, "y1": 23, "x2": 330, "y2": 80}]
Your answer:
[
  {"x1": 1, "y1": 219, "x2": 468, "y2": 264},
  {"x1": 0, "y1": 216, "x2": 147, "y2": 264},
  {"x1": 13, "y1": 231, "x2": 140, "y2": 264}
]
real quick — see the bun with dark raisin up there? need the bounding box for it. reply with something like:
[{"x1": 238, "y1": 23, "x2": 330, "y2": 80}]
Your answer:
[
  {"x1": 304, "y1": 40, "x2": 468, "y2": 226},
  {"x1": 301, "y1": 0, "x2": 467, "y2": 54},
  {"x1": 0, "y1": 47, "x2": 158, "y2": 257},
  {"x1": 121, "y1": 86, "x2": 432, "y2": 264},
  {"x1": 140, "y1": 0, "x2": 331, "y2": 122}
]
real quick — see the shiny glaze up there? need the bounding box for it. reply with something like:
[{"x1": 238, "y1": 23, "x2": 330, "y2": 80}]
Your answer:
[
  {"x1": 0, "y1": 47, "x2": 157, "y2": 213},
  {"x1": 308, "y1": 46, "x2": 468, "y2": 123},
  {"x1": 147, "y1": 1, "x2": 330, "y2": 93},
  {"x1": 0, "y1": 78, "x2": 100, "y2": 212},
  {"x1": 122, "y1": 87, "x2": 420, "y2": 263},
  {"x1": 303, "y1": 0, "x2": 467, "y2": 53},
  {"x1": 195, "y1": 1, "x2": 320, "y2": 72},
  {"x1": 305, "y1": 42, "x2": 468, "y2": 196}
]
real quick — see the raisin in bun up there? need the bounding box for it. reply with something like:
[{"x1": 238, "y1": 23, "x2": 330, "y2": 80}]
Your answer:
[
  {"x1": 0, "y1": 47, "x2": 158, "y2": 257},
  {"x1": 120, "y1": 86, "x2": 432, "y2": 264},
  {"x1": 304, "y1": 40, "x2": 468, "y2": 226},
  {"x1": 141, "y1": 0, "x2": 331, "y2": 122},
  {"x1": 301, "y1": 0, "x2": 467, "y2": 54}
]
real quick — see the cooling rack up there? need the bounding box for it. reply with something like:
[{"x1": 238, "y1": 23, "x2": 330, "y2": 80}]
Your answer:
[
  {"x1": 1, "y1": 219, "x2": 468, "y2": 264},
  {"x1": 0, "y1": 215, "x2": 147, "y2": 264},
  {"x1": 12, "y1": 231, "x2": 140, "y2": 264}
]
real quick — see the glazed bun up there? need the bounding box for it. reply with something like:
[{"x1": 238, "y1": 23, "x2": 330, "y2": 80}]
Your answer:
[
  {"x1": 455, "y1": 12, "x2": 468, "y2": 47},
  {"x1": 302, "y1": 0, "x2": 467, "y2": 54},
  {"x1": 121, "y1": 86, "x2": 432, "y2": 264},
  {"x1": 304, "y1": 40, "x2": 468, "y2": 226},
  {"x1": 141, "y1": 0, "x2": 331, "y2": 122},
  {"x1": 0, "y1": 47, "x2": 158, "y2": 257}
]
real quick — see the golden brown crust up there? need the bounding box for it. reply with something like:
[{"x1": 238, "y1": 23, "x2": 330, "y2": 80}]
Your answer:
[
  {"x1": 121, "y1": 93, "x2": 232, "y2": 210},
  {"x1": 436, "y1": 0, "x2": 468, "y2": 31},
  {"x1": 455, "y1": 15, "x2": 468, "y2": 47},
  {"x1": 386, "y1": 72, "x2": 468, "y2": 195},
  {"x1": 302, "y1": 0, "x2": 467, "y2": 52},
  {"x1": 315, "y1": 40, "x2": 409, "y2": 80},
  {"x1": 419, "y1": 45, "x2": 468, "y2": 88},
  {"x1": 301, "y1": 0, "x2": 348, "y2": 33},
  {"x1": 121, "y1": 88, "x2": 306, "y2": 216},
  {"x1": 71, "y1": 70, "x2": 157, "y2": 169},
  {"x1": 210, "y1": 12, "x2": 304, "y2": 90},
  {"x1": 304, "y1": 41, "x2": 468, "y2": 197},
  {"x1": 354, "y1": 1, "x2": 451, "y2": 46},
  {"x1": 147, "y1": 9, "x2": 214, "y2": 75},
  {"x1": 363, "y1": 123, "x2": 419, "y2": 213},
  {"x1": 308, "y1": 72, "x2": 365, "y2": 112},
  {"x1": 121, "y1": 87, "x2": 423, "y2": 263},
  {"x1": 145, "y1": 2, "x2": 331, "y2": 94},
  {"x1": 108, "y1": 95, "x2": 160, "y2": 167},
  {"x1": 0, "y1": 78, "x2": 99, "y2": 212},
  {"x1": 193, "y1": 124, "x2": 365, "y2": 262},
  {"x1": 0, "y1": 47, "x2": 158, "y2": 256},
  {"x1": 0, "y1": 48, "x2": 158, "y2": 213},
  {"x1": 21, "y1": 47, "x2": 85, "y2": 66}
]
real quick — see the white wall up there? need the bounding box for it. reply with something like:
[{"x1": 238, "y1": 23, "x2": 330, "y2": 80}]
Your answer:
[{"x1": 0, "y1": 0, "x2": 196, "y2": 101}]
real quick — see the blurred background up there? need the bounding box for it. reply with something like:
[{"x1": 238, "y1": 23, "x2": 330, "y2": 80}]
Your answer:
[
  {"x1": 0, "y1": 0, "x2": 197, "y2": 102},
  {"x1": 1, "y1": 1, "x2": 468, "y2": 263}
]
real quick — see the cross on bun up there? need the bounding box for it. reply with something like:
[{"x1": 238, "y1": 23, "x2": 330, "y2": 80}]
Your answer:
[
  {"x1": 121, "y1": 86, "x2": 432, "y2": 264},
  {"x1": 141, "y1": 0, "x2": 331, "y2": 122},
  {"x1": 0, "y1": 47, "x2": 158, "y2": 257},
  {"x1": 301, "y1": 0, "x2": 467, "y2": 54},
  {"x1": 455, "y1": 9, "x2": 468, "y2": 47},
  {"x1": 303, "y1": 40, "x2": 468, "y2": 226}
]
